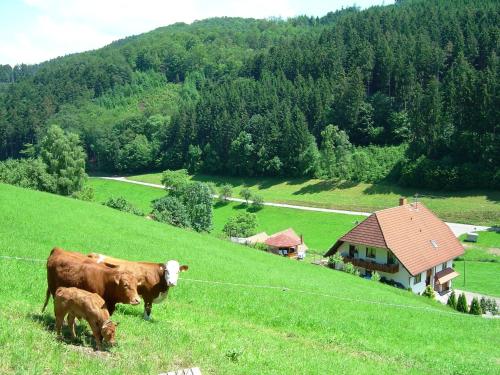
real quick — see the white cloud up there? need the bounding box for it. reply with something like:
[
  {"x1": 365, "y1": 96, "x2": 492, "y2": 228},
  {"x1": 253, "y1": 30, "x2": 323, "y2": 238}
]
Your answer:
[{"x1": 1, "y1": 0, "x2": 388, "y2": 65}]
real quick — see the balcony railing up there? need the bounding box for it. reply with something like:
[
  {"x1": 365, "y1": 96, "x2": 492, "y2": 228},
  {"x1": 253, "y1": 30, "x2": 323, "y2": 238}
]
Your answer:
[{"x1": 343, "y1": 256, "x2": 399, "y2": 274}]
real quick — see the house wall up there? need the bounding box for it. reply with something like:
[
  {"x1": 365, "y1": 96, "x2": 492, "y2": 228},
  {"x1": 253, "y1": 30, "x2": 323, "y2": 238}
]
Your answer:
[{"x1": 336, "y1": 243, "x2": 456, "y2": 294}]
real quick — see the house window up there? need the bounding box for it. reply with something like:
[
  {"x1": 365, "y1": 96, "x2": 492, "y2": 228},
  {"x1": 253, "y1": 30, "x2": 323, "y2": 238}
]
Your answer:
[
  {"x1": 441, "y1": 262, "x2": 447, "y2": 270},
  {"x1": 414, "y1": 273, "x2": 422, "y2": 284},
  {"x1": 387, "y1": 251, "x2": 396, "y2": 265},
  {"x1": 349, "y1": 245, "x2": 356, "y2": 258},
  {"x1": 366, "y1": 247, "x2": 376, "y2": 259}
]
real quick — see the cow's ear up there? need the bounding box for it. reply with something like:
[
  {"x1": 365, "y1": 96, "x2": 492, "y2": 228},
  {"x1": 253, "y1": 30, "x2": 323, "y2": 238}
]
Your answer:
[
  {"x1": 104, "y1": 262, "x2": 118, "y2": 268},
  {"x1": 180, "y1": 265, "x2": 189, "y2": 272},
  {"x1": 114, "y1": 274, "x2": 120, "y2": 285}
]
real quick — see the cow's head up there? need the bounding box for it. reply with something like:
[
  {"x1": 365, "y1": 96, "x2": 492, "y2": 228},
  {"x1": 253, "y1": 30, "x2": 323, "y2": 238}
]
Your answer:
[
  {"x1": 114, "y1": 271, "x2": 141, "y2": 305},
  {"x1": 101, "y1": 320, "x2": 118, "y2": 346},
  {"x1": 164, "y1": 260, "x2": 188, "y2": 287}
]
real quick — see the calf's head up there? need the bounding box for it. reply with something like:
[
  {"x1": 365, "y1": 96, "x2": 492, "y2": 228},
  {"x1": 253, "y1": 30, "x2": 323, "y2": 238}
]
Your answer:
[
  {"x1": 101, "y1": 320, "x2": 118, "y2": 346},
  {"x1": 114, "y1": 271, "x2": 141, "y2": 305},
  {"x1": 164, "y1": 260, "x2": 189, "y2": 287}
]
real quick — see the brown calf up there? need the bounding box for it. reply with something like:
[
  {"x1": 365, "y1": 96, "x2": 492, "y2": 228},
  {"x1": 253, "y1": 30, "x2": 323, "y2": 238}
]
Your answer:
[
  {"x1": 87, "y1": 253, "x2": 188, "y2": 320},
  {"x1": 43, "y1": 247, "x2": 141, "y2": 315},
  {"x1": 54, "y1": 287, "x2": 117, "y2": 350}
]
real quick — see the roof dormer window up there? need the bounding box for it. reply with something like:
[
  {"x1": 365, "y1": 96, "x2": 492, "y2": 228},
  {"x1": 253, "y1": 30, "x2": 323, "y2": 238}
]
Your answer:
[{"x1": 430, "y1": 240, "x2": 438, "y2": 249}]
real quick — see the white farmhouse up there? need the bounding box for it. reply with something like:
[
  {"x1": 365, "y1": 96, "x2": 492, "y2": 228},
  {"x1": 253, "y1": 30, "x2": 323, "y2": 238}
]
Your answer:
[{"x1": 324, "y1": 198, "x2": 465, "y2": 294}]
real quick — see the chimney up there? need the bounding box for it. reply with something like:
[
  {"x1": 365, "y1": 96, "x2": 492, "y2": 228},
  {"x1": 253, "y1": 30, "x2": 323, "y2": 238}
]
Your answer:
[{"x1": 399, "y1": 197, "x2": 407, "y2": 206}]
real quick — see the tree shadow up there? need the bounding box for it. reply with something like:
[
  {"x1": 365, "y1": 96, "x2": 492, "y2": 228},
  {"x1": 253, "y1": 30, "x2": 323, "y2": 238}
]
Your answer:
[
  {"x1": 213, "y1": 200, "x2": 231, "y2": 208},
  {"x1": 292, "y1": 179, "x2": 360, "y2": 195},
  {"x1": 247, "y1": 206, "x2": 264, "y2": 213}
]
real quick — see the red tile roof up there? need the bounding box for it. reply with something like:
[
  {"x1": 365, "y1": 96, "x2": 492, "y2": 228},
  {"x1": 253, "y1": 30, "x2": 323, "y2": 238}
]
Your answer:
[
  {"x1": 265, "y1": 228, "x2": 303, "y2": 248},
  {"x1": 325, "y1": 203, "x2": 464, "y2": 276}
]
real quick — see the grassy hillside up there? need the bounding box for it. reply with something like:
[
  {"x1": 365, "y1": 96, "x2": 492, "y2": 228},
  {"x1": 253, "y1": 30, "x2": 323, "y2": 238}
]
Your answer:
[
  {"x1": 0, "y1": 183, "x2": 499, "y2": 374},
  {"x1": 90, "y1": 178, "x2": 363, "y2": 252},
  {"x1": 128, "y1": 173, "x2": 500, "y2": 225}
]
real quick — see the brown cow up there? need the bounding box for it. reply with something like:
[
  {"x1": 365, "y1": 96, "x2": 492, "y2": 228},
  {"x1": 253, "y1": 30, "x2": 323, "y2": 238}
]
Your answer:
[
  {"x1": 87, "y1": 253, "x2": 188, "y2": 320},
  {"x1": 54, "y1": 287, "x2": 118, "y2": 351},
  {"x1": 42, "y1": 247, "x2": 141, "y2": 315}
]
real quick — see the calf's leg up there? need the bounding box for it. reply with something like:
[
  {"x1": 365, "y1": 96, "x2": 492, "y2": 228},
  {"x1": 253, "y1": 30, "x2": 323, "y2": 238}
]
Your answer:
[
  {"x1": 144, "y1": 300, "x2": 153, "y2": 320},
  {"x1": 67, "y1": 314, "x2": 77, "y2": 339}
]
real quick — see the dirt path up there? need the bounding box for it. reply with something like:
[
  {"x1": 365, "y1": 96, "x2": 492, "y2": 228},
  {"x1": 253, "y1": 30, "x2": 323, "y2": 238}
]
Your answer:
[{"x1": 99, "y1": 176, "x2": 491, "y2": 237}]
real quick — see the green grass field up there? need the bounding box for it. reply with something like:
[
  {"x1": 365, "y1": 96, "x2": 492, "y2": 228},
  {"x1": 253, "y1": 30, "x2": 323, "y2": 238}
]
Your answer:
[
  {"x1": 127, "y1": 173, "x2": 500, "y2": 226},
  {"x1": 89, "y1": 178, "x2": 363, "y2": 252},
  {"x1": 1, "y1": 183, "x2": 499, "y2": 374}
]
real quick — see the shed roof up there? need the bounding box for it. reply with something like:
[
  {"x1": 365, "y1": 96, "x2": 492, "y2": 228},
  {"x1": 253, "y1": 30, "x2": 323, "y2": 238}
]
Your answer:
[{"x1": 264, "y1": 228, "x2": 307, "y2": 249}]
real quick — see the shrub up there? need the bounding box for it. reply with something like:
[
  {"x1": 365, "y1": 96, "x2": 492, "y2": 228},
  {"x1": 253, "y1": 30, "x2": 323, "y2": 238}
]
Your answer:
[
  {"x1": 71, "y1": 185, "x2": 94, "y2": 201},
  {"x1": 251, "y1": 194, "x2": 264, "y2": 211},
  {"x1": 469, "y1": 297, "x2": 482, "y2": 315},
  {"x1": 161, "y1": 169, "x2": 190, "y2": 193},
  {"x1": 104, "y1": 197, "x2": 143, "y2": 216},
  {"x1": 371, "y1": 271, "x2": 381, "y2": 282},
  {"x1": 422, "y1": 285, "x2": 435, "y2": 299},
  {"x1": 151, "y1": 196, "x2": 190, "y2": 228},
  {"x1": 223, "y1": 212, "x2": 258, "y2": 238},
  {"x1": 219, "y1": 184, "x2": 233, "y2": 201},
  {"x1": 456, "y1": 293, "x2": 468, "y2": 313},
  {"x1": 343, "y1": 262, "x2": 360, "y2": 276},
  {"x1": 328, "y1": 253, "x2": 344, "y2": 269},
  {"x1": 480, "y1": 297, "x2": 487, "y2": 313},
  {"x1": 239, "y1": 188, "x2": 252, "y2": 205},
  {"x1": 0, "y1": 158, "x2": 56, "y2": 193},
  {"x1": 447, "y1": 290, "x2": 457, "y2": 309},
  {"x1": 486, "y1": 298, "x2": 498, "y2": 315},
  {"x1": 183, "y1": 182, "x2": 213, "y2": 232}
]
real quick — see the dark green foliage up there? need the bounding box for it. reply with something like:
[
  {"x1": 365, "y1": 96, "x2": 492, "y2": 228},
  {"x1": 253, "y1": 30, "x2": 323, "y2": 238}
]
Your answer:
[
  {"x1": 480, "y1": 297, "x2": 487, "y2": 313},
  {"x1": 40, "y1": 125, "x2": 87, "y2": 195},
  {"x1": 422, "y1": 285, "x2": 435, "y2": 299},
  {"x1": 0, "y1": 1, "x2": 498, "y2": 188},
  {"x1": 456, "y1": 293, "x2": 468, "y2": 313},
  {"x1": 0, "y1": 158, "x2": 56, "y2": 192},
  {"x1": 104, "y1": 197, "x2": 143, "y2": 216},
  {"x1": 469, "y1": 297, "x2": 482, "y2": 315},
  {"x1": 151, "y1": 196, "x2": 190, "y2": 228},
  {"x1": 182, "y1": 182, "x2": 213, "y2": 232},
  {"x1": 223, "y1": 212, "x2": 258, "y2": 238},
  {"x1": 447, "y1": 290, "x2": 457, "y2": 309}
]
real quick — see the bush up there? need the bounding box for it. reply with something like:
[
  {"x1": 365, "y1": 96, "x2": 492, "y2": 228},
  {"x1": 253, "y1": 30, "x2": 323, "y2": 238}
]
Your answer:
[
  {"x1": 480, "y1": 297, "x2": 487, "y2": 313},
  {"x1": 328, "y1": 253, "x2": 344, "y2": 269},
  {"x1": 0, "y1": 158, "x2": 56, "y2": 193},
  {"x1": 161, "y1": 169, "x2": 190, "y2": 193},
  {"x1": 469, "y1": 297, "x2": 482, "y2": 315},
  {"x1": 219, "y1": 184, "x2": 233, "y2": 201},
  {"x1": 456, "y1": 293, "x2": 468, "y2": 313},
  {"x1": 447, "y1": 290, "x2": 457, "y2": 309},
  {"x1": 486, "y1": 298, "x2": 498, "y2": 315},
  {"x1": 371, "y1": 271, "x2": 381, "y2": 282},
  {"x1": 251, "y1": 194, "x2": 264, "y2": 211},
  {"x1": 71, "y1": 185, "x2": 94, "y2": 201},
  {"x1": 152, "y1": 196, "x2": 190, "y2": 228},
  {"x1": 240, "y1": 188, "x2": 252, "y2": 205},
  {"x1": 343, "y1": 262, "x2": 360, "y2": 276},
  {"x1": 104, "y1": 197, "x2": 143, "y2": 216},
  {"x1": 183, "y1": 182, "x2": 213, "y2": 232},
  {"x1": 422, "y1": 285, "x2": 435, "y2": 299},
  {"x1": 223, "y1": 212, "x2": 258, "y2": 238}
]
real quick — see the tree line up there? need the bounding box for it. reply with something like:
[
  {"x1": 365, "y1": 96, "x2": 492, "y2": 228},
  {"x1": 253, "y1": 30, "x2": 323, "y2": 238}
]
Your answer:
[{"x1": 0, "y1": 0, "x2": 498, "y2": 189}]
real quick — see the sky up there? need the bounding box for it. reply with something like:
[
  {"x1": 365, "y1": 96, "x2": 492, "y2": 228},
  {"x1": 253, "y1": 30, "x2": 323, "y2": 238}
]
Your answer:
[{"x1": 0, "y1": 0, "x2": 393, "y2": 66}]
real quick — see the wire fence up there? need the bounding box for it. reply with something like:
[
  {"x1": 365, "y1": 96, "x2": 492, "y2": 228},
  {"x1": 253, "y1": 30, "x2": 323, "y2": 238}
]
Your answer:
[{"x1": 0, "y1": 254, "x2": 481, "y2": 318}]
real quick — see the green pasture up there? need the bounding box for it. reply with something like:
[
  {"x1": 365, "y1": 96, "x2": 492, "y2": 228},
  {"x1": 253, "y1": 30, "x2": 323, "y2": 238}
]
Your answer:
[
  {"x1": 0, "y1": 183, "x2": 499, "y2": 374},
  {"x1": 453, "y1": 261, "x2": 500, "y2": 297},
  {"x1": 89, "y1": 178, "x2": 362, "y2": 252},
  {"x1": 127, "y1": 173, "x2": 500, "y2": 226}
]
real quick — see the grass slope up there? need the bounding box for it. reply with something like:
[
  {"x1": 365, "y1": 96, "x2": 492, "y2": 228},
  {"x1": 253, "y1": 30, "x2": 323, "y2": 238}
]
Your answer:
[
  {"x1": 128, "y1": 173, "x2": 500, "y2": 226},
  {"x1": 90, "y1": 178, "x2": 363, "y2": 252},
  {"x1": 0, "y1": 183, "x2": 499, "y2": 374}
]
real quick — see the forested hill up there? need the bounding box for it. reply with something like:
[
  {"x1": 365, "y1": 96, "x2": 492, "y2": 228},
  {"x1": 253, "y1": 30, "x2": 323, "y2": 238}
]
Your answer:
[{"x1": 0, "y1": 0, "x2": 499, "y2": 189}]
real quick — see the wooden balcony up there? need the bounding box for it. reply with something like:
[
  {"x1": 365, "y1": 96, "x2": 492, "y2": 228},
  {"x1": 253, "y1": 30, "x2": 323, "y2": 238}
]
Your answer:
[{"x1": 343, "y1": 256, "x2": 399, "y2": 274}]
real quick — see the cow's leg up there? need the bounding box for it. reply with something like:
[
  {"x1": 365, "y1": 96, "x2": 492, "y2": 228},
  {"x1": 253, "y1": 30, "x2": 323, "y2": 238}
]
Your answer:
[
  {"x1": 143, "y1": 300, "x2": 153, "y2": 320},
  {"x1": 67, "y1": 314, "x2": 77, "y2": 339},
  {"x1": 90, "y1": 324, "x2": 102, "y2": 351}
]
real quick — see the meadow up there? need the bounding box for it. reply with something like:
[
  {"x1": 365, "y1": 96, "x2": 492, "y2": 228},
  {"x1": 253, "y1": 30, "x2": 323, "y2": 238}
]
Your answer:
[
  {"x1": 127, "y1": 173, "x2": 500, "y2": 226},
  {"x1": 1, "y1": 183, "x2": 499, "y2": 374},
  {"x1": 90, "y1": 178, "x2": 364, "y2": 252}
]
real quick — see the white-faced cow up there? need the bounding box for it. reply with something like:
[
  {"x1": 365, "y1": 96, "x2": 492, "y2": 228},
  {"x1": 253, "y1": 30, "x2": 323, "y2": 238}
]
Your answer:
[
  {"x1": 87, "y1": 252, "x2": 188, "y2": 320},
  {"x1": 43, "y1": 247, "x2": 141, "y2": 315}
]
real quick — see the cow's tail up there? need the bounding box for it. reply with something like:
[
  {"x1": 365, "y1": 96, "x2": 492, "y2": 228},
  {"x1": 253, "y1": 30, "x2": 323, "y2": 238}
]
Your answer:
[{"x1": 41, "y1": 287, "x2": 50, "y2": 313}]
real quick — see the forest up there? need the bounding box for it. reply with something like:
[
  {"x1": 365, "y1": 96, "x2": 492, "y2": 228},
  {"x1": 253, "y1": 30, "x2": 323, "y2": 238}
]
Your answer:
[{"x1": 0, "y1": 0, "x2": 498, "y2": 190}]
